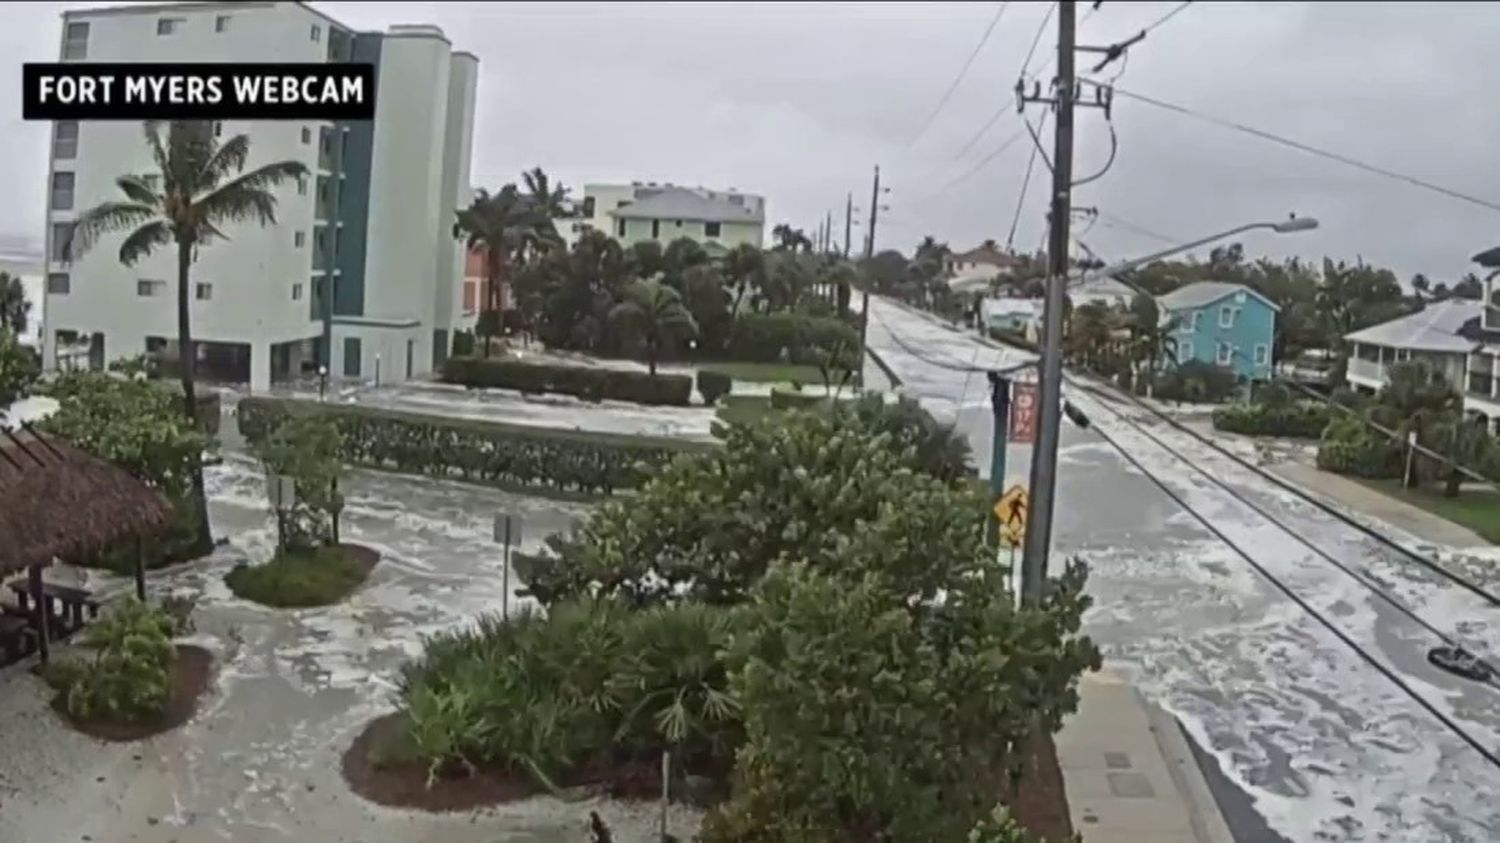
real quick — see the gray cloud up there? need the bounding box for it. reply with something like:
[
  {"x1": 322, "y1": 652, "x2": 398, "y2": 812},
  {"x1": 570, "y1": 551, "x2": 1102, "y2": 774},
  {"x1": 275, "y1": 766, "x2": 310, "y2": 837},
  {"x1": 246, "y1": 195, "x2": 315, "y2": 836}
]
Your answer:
[{"x1": 3, "y1": 1, "x2": 1498, "y2": 282}]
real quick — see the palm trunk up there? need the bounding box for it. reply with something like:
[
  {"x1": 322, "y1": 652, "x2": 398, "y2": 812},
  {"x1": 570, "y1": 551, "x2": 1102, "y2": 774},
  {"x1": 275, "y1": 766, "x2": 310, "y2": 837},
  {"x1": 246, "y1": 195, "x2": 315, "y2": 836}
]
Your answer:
[
  {"x1": 176, "y1": 238, "x2": 213, "y2": 557},
  {"x1": 647, "y1": 336, "x2": 658, "y2": 376},
  {"x1": 483, "y1": 245, "x2": 503, "y2": 359}
]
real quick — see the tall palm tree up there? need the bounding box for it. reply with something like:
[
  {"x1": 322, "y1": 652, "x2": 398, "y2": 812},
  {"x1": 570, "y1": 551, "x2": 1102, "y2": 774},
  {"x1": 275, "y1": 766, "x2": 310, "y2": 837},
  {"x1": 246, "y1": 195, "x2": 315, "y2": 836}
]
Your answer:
[
  {"x1": 454, "y1": 185, "x2": 553, "y2": 356},
  {"x1": 721, "y1": 243, "x2": 764, "y2": 318},
  {"x1": 70, "y1": 120, "x2": 306, "y2": 556},
  {"x1": 607, "y1": 280, "x2": 698, "y2": 375},
  {"x1": 0, "y1": 272, "x2": 30, "y2": 337},
  {"x1": 522, "y1": 166, "x2": 569, "y2": 220}
]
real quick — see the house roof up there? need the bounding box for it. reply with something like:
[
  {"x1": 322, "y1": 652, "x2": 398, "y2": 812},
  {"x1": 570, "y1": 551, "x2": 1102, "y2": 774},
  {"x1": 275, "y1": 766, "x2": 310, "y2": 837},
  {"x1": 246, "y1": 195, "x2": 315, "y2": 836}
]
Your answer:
[
  {"x1": 1344, "y1": 299, "x2": 1482, "y2": 353},
  {"x1": 950, "y1": 244, "x2": 1020, "y2": 268},
  {"x1": 609, "y1": 186, "x2": 764, "y2": 224},
  {"x1": 0, "y1": 427, "x2": 174, "y2": 576},
  {"x1": 1157, "y1": 281, "x2": 1281, "y2": 313}
]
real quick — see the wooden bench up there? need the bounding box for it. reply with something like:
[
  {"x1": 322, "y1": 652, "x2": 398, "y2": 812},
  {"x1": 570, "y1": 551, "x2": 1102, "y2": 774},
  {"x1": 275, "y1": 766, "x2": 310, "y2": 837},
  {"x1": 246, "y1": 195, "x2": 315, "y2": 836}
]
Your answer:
[
  {"x1": 6, "y1": 581, "x2": 100, "y2": 638},
  {"x1": 0, "y1": 614, "x2": 37, "y2": 663}
]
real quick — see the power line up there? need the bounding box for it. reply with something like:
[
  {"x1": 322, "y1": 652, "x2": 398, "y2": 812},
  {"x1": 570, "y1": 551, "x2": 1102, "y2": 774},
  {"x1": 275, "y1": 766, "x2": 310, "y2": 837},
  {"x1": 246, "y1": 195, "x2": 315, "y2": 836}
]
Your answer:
[
  {"x1": 1007, "y1": 111, "x2": 1050, "y2": 249},
  {"x1": 904, "y1": 2, "x2": 1012, "y2": 151},
  {"x1": 917, "y1": 125, "x2": 1032, "y2": 205},
  {"x1": 1094, "y1": 83, "x2": 1500, "y2": 215},
  {"x1": 1078, "y1": 398, "x2": 1500, "y2": 772},
  {"x1": 1020, "y1": 1, "x2": 1058, "y2": 78},
  {"x1": 1091, "y1": 209, "x2": 1178, "y2": 244},
  {"x1": 1140, "y1": 0, "x2": 1193, "y2": 36}
]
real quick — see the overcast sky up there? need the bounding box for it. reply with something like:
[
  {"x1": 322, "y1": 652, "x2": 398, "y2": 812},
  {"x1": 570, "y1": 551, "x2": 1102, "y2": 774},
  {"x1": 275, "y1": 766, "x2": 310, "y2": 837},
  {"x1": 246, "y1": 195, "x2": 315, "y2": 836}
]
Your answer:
[{"x1": 3, "y1": 1, "x2": 1499, "y2": 281}]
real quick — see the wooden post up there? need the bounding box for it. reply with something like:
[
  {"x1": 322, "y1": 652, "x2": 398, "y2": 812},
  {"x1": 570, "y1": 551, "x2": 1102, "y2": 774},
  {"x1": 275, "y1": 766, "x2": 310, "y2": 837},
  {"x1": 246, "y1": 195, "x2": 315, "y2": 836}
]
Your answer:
[
  {"x1": 28, "y1": 564, "x2": 48, "y2": 664},
  {"x1": 134, "y1": 535, "x2": 146, "y2": 601}
]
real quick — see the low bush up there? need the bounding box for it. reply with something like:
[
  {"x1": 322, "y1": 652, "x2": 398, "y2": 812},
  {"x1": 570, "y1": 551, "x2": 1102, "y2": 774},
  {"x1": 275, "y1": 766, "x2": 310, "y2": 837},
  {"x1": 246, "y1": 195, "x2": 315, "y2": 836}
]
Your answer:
[
  {"x1": 697, "y1": 369, "x2": 733, "y2": 406},
  {"x1": 238, "y1": 397, "x2": 707, "y2": 497},
  {"x1": 394, "y1": 598, "x2": 737, "y2": 789},
  {"x1": 1212, "y1": 401, "x2": 1332, "y2": 438},
  {"x1": 451, "y1": 329, "x2": 476, "y2": 358},
  {"x1": 48, "y1": 600, "x2": 177, "y2": 724},
  {"x1": 1144, "y1": 360, "x2": 1240, "y2": 404},
  {"x1": 835, "y1": 392, "x2": 974, "y2": 483},
  {"x1": 727, "y1": 312, "x2": 859, "y2": 370},
  {"x1": 440, "y1": 356, "x2": 692, "y2": 407},
  {"x1": 1316, "y1": 414, "x2": 1401, "y2": 478},
  {"x1": 225, "y1": 545, "x2": 371, "y2": 608}
]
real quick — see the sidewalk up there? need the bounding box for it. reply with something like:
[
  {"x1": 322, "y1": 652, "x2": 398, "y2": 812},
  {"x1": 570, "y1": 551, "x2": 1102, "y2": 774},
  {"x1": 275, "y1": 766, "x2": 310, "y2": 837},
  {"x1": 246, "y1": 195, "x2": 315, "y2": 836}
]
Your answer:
[
  {"x1": 1056, "y1": 669, "x2": 1234, "y2": 843},
  {"x1": 1271, "y1": 462, "x2": 1488, "y2": 547}
]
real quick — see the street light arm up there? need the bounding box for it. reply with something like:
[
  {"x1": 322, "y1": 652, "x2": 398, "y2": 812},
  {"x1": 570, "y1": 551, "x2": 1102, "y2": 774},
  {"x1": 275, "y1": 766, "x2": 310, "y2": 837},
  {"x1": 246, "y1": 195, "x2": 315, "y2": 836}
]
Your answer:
[{"x1": 1069, "y1": 217, "x2": 1318, "y2": 287}]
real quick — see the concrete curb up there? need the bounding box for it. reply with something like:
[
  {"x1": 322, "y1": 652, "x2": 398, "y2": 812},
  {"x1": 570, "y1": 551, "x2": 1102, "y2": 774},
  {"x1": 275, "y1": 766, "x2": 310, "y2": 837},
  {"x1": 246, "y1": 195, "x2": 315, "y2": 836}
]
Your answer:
[{"x1": 1140, "y1": 692, "x2": 1236, "y2": 843}]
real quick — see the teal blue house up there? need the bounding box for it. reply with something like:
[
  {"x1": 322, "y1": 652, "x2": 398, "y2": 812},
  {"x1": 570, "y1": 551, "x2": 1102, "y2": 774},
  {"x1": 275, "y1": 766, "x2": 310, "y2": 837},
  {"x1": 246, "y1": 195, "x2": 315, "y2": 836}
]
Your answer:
[{"x1": 1157, "y1": 281, "x2": 1279, "y2": 380}]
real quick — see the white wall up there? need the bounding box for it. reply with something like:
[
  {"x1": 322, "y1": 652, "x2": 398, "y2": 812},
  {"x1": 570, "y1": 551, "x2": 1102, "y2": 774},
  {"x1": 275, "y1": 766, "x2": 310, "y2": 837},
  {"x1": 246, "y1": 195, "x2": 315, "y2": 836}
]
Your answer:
[
  {"x1": 44, "y1": 3, "x2": 330, "y2": 376},
  {"x1": 434, "y1": 52, "x2": 479, "y2": 338}
]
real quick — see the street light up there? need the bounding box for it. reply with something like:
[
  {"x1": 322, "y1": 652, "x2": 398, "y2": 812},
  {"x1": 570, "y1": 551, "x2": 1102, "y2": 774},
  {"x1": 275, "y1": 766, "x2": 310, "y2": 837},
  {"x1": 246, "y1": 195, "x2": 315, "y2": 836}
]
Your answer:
[{"x1": 1017, "y1": 215, "x2": 1319, "y2": 605}]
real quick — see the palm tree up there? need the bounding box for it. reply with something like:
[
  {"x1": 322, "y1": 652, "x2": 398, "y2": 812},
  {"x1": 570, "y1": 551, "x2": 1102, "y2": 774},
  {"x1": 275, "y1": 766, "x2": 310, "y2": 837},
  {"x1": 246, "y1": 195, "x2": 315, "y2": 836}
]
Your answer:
[
  {"x1": 522, "y1": 166, "x2": 569, "y2": 220},
  {"x1": 70, "y1": 120, "x2": 306, "y2": 556},
  {"x1": 721, "y1": 243, "x2": 764, "y2": 318},
  {"x1": 454, "y1": 185, "x2": 553, "y2": 356},
  {"x1": 0, "y1": 272, "x2": 29, "y2": 337},
  {"x1": 771, "y1": 223, "x2": 812, "y2": 253},
  {"x1": 607, "y1": 280, "x2": 698, "y2": 375}
]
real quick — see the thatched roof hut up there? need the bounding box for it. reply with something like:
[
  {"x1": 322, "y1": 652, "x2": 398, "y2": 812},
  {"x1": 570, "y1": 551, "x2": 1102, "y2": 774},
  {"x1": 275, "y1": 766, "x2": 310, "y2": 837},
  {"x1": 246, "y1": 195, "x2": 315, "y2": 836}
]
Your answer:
[{"x1": 0, "y1": 426, "x2": 174, "y2": 577}]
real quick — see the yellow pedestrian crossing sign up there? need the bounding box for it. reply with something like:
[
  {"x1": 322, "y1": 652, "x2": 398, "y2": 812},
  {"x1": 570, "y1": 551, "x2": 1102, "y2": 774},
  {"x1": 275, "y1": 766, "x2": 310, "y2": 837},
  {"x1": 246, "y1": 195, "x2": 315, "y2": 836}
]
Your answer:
[{"x1": 994, "y1": 485, "x2": 1028, "y2": 548}]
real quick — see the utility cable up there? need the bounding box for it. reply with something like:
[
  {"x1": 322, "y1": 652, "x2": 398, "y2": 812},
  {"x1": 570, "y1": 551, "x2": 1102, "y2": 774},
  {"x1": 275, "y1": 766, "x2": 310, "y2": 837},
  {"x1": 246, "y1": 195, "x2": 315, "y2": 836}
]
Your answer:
[
  {"x1": 905, "y1": 2, "x2": 1012, "y2": 151},
  {"x1": 1092, "y1": 83, "x2": 1500, "y2": 215},
  {"x1": 927, "y1": 126, "x2": 1032, "y2": 199},
  {"x1": 1007, "y1": 111, "x2": 1050, "y2": 249},
  {"x1": 1140, "y1": 0, "x2": 1193, "y2": 36},
  {"x1": 1080, "y1": 404, "x2": 1500, "y2": 771}
]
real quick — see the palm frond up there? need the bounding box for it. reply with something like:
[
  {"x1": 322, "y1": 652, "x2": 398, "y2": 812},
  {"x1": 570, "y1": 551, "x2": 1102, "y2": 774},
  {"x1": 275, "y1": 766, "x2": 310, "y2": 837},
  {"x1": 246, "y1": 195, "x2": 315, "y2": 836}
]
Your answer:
[
  {"x1": 196, "y1": 159, "x2": 307, "y2": 229},
  {"x1": 69, "y1": 202, "x2": 158, "y2": 258},
  {"x1": 117, "y1": 220, "x2": 173, "y2": 267},
  {"x1": 142, "y1": 122, "x2": 170, "y2": 184},
  {"x1": 115, "y1": 174, "x2": 162, "y2": 208},
  {"x1": 199, "y1": 133, "x2": 251, "y2": 189}
]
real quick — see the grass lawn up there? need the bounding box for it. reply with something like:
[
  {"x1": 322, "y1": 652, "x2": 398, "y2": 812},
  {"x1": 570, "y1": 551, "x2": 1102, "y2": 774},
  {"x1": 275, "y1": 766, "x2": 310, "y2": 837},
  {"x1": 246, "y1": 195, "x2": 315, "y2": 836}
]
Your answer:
[
  {"x1": 1349, "y1": 478, "x2": 1500, "y2": 544},
  {"x1": 699, "y1": 362, "x2": 836, "y2": 385},
  {"x1": 225, "y1": 544, "x2": 379, "y2": 608}
]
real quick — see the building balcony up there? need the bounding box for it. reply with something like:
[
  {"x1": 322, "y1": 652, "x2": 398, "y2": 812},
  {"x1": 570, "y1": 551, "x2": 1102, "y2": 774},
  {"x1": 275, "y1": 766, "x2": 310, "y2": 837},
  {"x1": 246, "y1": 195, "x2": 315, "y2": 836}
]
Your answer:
[
  {"x1": 1469, "y1": 372, "x2": 1499, "y2": 399},
  {"x1": 1347, "y1": 356, "x2": 1385, "y2": 385}
]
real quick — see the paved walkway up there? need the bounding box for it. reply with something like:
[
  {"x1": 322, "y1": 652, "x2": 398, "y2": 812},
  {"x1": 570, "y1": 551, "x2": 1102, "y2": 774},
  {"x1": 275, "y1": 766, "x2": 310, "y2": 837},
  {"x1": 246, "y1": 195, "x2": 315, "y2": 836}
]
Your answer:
[
  {"x1": 1056, "y1": 668, "x2": 1233, "y2": 843},
  {"x1": 1271, "y1": 462, "x2": 1488, "y2": 547}
]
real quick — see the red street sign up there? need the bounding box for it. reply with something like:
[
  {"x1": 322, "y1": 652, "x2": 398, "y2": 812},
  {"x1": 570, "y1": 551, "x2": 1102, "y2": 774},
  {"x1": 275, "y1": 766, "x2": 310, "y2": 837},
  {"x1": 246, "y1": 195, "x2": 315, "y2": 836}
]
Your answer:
[{"x1": 1010, "y1": 382, "x2": 1038, "y2": 444}]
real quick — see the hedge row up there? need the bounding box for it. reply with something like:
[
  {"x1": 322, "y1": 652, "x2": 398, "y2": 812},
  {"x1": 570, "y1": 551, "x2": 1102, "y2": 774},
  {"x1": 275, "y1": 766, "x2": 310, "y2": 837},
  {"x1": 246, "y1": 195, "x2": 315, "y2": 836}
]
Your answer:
[
  {"x1": 1315, "y1": 416, "x2": 1401, "y2": 479},
  {"x1": 440, "y1": 357, "x2": 692, "y2": 406},
  {"x1": 727, "y1": 312, "x2": 860, "y2": 369},
  {"x1": 1212, "y1": 402, "x2": 1332, "y2": 439},
  {"x1": 237, "y1": 397, "x2": 712, "y2": 497}
]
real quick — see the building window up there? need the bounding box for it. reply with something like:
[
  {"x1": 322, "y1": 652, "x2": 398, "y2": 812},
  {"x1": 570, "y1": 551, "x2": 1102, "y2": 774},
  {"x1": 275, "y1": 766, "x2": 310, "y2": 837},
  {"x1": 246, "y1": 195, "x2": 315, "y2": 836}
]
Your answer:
[
  {"x1": 51, "y1": 222, "x2": 73, "y2": 263},
  {"x1": 1217, "y1": 342, "x2": 1233, "y2": 365},
  {"x1": 53, "y1": 121, "x2": 79, "y2": 159},
  {"x1": 157, "y1": 17, "x2": 183, "y2": 35},
  {"x1": 1178, "y1": 341, "x2": 1193, "y2": 362},
  {"x1": 1219, "y1": 305, "x2": 1235, "y2": 328},
  {"x1": 1254, "y1": 344, "x2": 1269, "y2": 365},
  {"x1": 301, "y1": 126, "x2": 311, "y2": 144},
  {"x1": 617, "y1": 219, "x2": 626, "y2": 237},
  {"x1": 343, "y1": 337, "x2": 361, "y2": 377},
  {"x1": 674, "y1": 220, "x2": 683, "y2": 228},
  {"x1": 195, "y1": 283, "x2": 212, "y2": 301},
  {"x1": 705, "y1": 221, "x2": 722, "y2": 238},
  {"x1": 292, "y1": 283, "x2": 303, "y2": 301},
  {"x1": 51, "y1": 172, "x2": 75, "y2": 211},
  {"x1": 297, "y1": 176, "x2": 307, "y2": 195},
  {"x1": 1191, "y1": 311, "x2": 1202, "y2": 331},
  {"x1": 46, "y1": 273, "x2": 70, "y2": 295},
  {"x1": 311, "y1": 24, "x2": 321, "y2": 42},
  {"x1": 582, "y1": 197, "x2": 595, "y2": 217},
  {"x1": 137, "y1": 279, "x2": 166, "y2": 297},
  {"x1": 295, "y1": 231, "x2": 306, "y2": 248},
  {"x1": 62, "y1": 21, "x2": 89, "y2": 60},
  {"x1": 213, "y1": 121, "x2": 223, "y2": 137},
  {"x1": 215, "y1": 14, "x2": 230, "y2": 32},
  {"x1": 651, "y1": 220, "x2": 660, "y2": 239}
]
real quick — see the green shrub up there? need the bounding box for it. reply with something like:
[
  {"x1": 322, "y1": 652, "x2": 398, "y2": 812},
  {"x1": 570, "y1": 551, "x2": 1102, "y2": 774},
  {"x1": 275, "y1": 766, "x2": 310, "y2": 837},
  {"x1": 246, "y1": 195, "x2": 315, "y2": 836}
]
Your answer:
[
  {"x1": 1212, "y1": 401, "x2": 1332, "y2": 438},
  {"x1": 727, "y1": 313, "x2": 859, "y2": 369},
  {"x1": 451, "y1": 329, "x2": 476, "y2": 357},
  {"x1": 440, "y1": 356, "x2": 692, "y2": 406},
  {"x1": 768, "y1": 387, "x2": 825, "y2": 411},
  {"x1": 1146, "y1": 360, "x2": 1240, "y2": 404},
  {"x1": 967, "y1": 806, "x2": 1080, "y2": 843},
  {"x1": 53, "y1": 600, "x2": 177, "y2": 724},
  {"x1": 225, "y1": 545, "x2": 370, "y2": 608},
  {"x1": 697, "y1": 370, "x2": 733, "y2": 406},
  {"x1": 835, "y1": 392, "x2": 974, "y2": 483},
  {"x1": 1316, "y1": 413, "x2": 1401, "y2": 478},
  {"x1": 238, "y1": 397, "x2": 707, "y2": 497}
]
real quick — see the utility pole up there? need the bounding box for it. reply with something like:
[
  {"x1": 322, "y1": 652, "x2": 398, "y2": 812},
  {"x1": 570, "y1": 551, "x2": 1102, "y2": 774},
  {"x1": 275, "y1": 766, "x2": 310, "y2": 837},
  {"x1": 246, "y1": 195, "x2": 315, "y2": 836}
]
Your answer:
[
  {"x1": 858, "y1": 166, "x2": 889, "y2": 371},
  {"x1": 844, "y1": 192, "x2": 854, "y2": 258},
  {"x1": 865, "y1": 165, "x2": 882, "y2": 259},
  {"x1": 825, "y1": 209, "x2": 833, "y2": 255},
  {"x1": 1019, "y1": 0, "x2": 1077, "y2": 605}
]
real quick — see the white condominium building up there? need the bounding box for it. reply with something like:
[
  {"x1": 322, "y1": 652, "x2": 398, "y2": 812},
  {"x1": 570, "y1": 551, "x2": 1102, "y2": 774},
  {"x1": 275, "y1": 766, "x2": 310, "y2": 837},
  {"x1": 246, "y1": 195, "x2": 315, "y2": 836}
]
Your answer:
[{"x1": 43, "y1": 1, "x2": 479, "y2": 390}]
